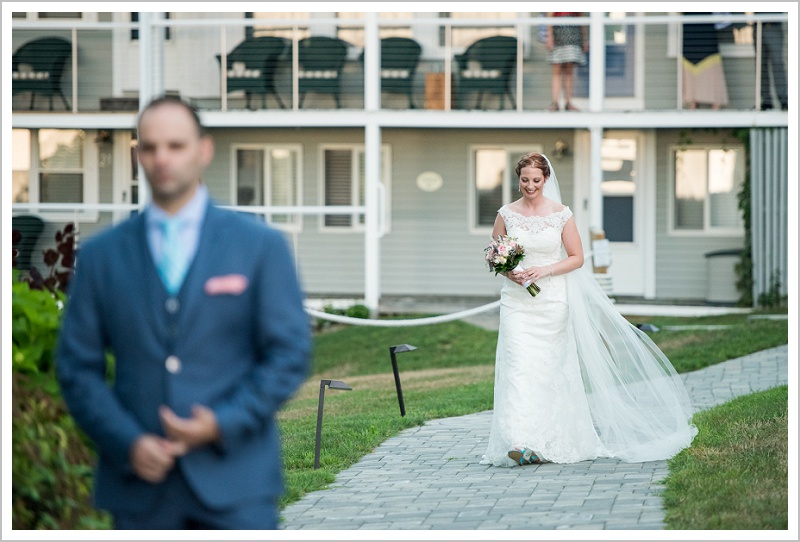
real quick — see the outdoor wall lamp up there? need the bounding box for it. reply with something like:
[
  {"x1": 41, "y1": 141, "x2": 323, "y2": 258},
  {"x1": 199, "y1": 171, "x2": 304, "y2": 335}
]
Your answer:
[
  {"x1": 389, "y1": 344, "x2": 417, "y2": 417},
  {"x1": 314, "y1": 379, "x2": 352, "y2": 469},
  {"x1": 553, "y1": 138, "x2": 570, "y2": 160}
]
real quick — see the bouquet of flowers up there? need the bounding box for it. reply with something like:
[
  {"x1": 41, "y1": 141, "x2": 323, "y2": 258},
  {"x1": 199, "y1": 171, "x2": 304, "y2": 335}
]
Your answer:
[{"x1": 484, "y1": 235, "x2": 541, "y2": 297}]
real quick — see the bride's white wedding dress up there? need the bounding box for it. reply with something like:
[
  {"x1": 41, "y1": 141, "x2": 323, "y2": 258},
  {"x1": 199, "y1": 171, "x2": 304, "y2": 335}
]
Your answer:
[{"x1": 481, "y1": 205, "x2": 697, "y2": 467}]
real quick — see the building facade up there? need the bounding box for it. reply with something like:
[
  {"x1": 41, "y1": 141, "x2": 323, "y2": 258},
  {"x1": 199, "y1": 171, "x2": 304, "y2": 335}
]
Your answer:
[{"x1": 9, "y1": 10, "x2": 792, "y2": 310}]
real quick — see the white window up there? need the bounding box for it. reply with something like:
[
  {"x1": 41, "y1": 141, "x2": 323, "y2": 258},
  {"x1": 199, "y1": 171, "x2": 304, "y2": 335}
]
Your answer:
[
  {"x1": 12, "y1": 128, "x2": 99, "y2": 221},
  {"x1": 670, "y1": 146, "x2": 745, "y2": 235},
  {"x1": 232, "y1": 145, "x2": 302, "y2": 231},
  {"x1": 470, "y1": 145, "x2": 542, "y2": 231},
  {"x1": 320, "y1": 145, "x2": 390, "y2": 231}
]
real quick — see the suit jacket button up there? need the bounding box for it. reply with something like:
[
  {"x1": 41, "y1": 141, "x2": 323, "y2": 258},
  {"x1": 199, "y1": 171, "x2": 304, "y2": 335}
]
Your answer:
[
  {"x1": 165, "y1": 355, "x2": 181, "y2": 374},
  {"x1": 165, "y1": 298, "x2": 180, "y2": 314}
]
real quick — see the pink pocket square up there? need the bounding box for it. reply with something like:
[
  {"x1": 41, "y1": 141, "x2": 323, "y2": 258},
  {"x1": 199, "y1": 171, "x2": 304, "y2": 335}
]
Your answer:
[{"x1": 204, "y1": 274, "x2": 249, "y2": 296}]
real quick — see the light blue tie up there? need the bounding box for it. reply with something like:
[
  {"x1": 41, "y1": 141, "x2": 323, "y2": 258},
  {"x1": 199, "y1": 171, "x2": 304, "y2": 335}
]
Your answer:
[{"x1": 158, "y1": 218, "x2": 188, "y2": 295}]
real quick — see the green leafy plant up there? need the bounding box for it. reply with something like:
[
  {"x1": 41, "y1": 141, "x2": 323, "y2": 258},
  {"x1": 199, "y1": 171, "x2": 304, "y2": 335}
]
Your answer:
[
  {"x1": 757, "y1": 270, "x2": 786, "y2": 308},
  {"x1": 344, "y1": 304, "x2": 370, "y2": 319},
  {"x1": 11, "y1": 277, "x2": 111, "y2": 529},
  {"x1": 12, "y1": 372, "x2": 112, "y2": 529},
  {"x1": 11, "y1": 281, "x2": 64, "y2": 381},
  {"x1": 732, "y1": 128, "x2": 753, "y2": 307},
  {"x1": 314, "y1": 303, "x2": 371, "y2": 332}
]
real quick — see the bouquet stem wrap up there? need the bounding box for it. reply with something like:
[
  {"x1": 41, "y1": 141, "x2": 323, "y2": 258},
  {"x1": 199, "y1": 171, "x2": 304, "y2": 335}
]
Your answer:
[{"x1": 514, "y1": 264, "x2": 541, "y2": 297}]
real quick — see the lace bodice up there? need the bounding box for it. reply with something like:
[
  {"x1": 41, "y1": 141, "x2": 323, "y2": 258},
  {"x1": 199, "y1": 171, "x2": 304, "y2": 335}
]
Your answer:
[{"x1": 498, "y1": 205, "x2": 572, "y2": 267}]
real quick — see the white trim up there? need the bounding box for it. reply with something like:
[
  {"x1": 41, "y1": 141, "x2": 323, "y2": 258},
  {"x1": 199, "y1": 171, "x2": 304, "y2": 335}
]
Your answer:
[
  {"x1": 642, "y1": 129, "x2": 657, "y2": 299},
  {"x1": 667, "y1": 143, "x2": 747, "y2": 237},
  {"x1": 228, "y1": 143, "x2": 304, "y2": 233},
  {"x1": 20, "y1": 12, "x2": 98, "y2": 22},
  {"x1": 11, "y1": 109, "x2": 790, "y2": 131},
  {"x1": 573, "y1": 130, "x2": 592, "y2": 249},
  {"x1": 317, "y1": 143, "x2": 391, "y2": 233},
  {"x1": 467, "y1": 143, "x2": 543, "y2": 236}
]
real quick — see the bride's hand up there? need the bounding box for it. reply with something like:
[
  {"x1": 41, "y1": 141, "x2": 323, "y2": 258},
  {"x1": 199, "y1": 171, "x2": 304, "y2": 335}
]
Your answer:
[
  {"x1": 514, "y1": 266, "x2": 550, "y2": 284},
  {"x1": 510, "y1": 269, "x2": 531, "y2": 286}
]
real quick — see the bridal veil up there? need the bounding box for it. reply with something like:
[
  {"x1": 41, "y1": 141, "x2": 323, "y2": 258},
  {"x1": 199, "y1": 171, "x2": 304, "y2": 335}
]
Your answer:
[{"x1": 543, "y1": 155, "x2": 697, "y2": 462}]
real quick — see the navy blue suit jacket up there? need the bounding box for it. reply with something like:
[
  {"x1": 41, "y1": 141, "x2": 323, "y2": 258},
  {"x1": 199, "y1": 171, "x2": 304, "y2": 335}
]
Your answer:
[{"x1": 56, "y1": 202, "x2": 311, "y2": 513}]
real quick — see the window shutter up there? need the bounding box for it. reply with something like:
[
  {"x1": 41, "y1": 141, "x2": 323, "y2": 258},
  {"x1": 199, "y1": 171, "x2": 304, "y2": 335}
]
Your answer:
[{"x1": 325, "y1": 149, "x2": 353, "y2": 227}]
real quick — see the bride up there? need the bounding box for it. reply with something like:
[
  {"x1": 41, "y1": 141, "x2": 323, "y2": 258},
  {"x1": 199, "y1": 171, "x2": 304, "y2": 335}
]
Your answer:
[{"x1": 480, "y1": 152, "x2": 697, "y2": 467}]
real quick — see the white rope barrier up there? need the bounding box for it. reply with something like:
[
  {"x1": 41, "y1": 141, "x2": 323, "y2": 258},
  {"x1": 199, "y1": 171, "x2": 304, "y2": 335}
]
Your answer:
[{"x1": 305, "y1": 300, "x2": 501, "y2": 327}]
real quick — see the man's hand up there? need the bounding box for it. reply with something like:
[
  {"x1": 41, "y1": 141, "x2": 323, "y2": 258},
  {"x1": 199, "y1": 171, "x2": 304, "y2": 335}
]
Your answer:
[
  {"x1": 159, "y1": 404, "x2": 221, "y2": 450},
  {"x1": 130, "y1": 434, "x2": 187, "y2": 483}
]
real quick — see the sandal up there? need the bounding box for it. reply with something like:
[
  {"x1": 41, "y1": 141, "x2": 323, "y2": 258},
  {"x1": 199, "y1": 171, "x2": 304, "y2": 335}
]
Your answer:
[
  {"x1": 508, "y1": 447, "x2": 540, "y2": 465},
  {"x1": 547, "y1": 102, "x2": 559, "y2": 112},
  {"x1": 565, "y1": 102, "x2": 580, "y2": 111}
]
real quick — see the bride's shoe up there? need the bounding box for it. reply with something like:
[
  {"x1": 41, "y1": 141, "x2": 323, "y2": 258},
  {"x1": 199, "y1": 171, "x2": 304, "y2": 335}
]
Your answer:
[{"x1": 508, "y1": 447, "x2": 540, "y2": 465}]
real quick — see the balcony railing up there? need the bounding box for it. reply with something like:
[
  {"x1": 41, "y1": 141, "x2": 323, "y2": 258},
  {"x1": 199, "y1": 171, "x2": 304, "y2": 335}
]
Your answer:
[{"x1": 10, "y1": 12, "x2": 789, "y2": 114}]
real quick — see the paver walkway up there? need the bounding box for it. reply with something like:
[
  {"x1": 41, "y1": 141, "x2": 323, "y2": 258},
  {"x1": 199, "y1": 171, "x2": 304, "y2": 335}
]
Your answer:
[{"x1": 280, "y1": 344, "x2": 789, "y2": 530}]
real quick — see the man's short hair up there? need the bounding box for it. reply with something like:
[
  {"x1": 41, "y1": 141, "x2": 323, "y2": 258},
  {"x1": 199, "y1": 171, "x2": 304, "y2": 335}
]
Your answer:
[{"x1": 137, "y1": 95, "x2": 206, "y2": 137}]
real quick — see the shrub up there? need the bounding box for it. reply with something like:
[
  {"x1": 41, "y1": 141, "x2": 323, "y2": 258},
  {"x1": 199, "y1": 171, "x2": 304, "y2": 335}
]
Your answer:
[
  {"x1": 344, "y1": 304, "x2": 370, "y2": 320},
  {"x1": 12, "y1": 373, "x2": 112, "y2": 529},
  {"x1": 11, "y1": 280, "x2": 111, "y2": 529},
  {"x1": 11, "y1": 281, "x2": 64, "y2": 380}
]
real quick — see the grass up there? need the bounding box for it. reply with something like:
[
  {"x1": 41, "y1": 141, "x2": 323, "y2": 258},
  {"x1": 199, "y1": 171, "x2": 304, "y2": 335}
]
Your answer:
[
  {"x1": 624, "y1": 310, "x2": 788, "y2": 373},
  {"x1": 661, "y1": 385, "x2": 789, "y2": 529},
  {"x1": 278, "y1": 309, "x2": 789, "y2": 514}
]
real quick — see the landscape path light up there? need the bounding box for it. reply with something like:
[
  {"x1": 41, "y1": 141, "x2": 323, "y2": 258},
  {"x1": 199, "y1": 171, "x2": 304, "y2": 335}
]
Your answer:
[
  {"x1": 314, "y1": 379, "x2": 352, "y2": 469},
  {"x1": 389, "y1": 344, "x2": 417, "y2": 417}
]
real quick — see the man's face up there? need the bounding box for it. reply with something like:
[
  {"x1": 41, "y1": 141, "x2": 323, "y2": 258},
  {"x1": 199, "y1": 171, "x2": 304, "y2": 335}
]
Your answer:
[{"x1": 137, "y1": 103, "x2": 212, "y2": 210}]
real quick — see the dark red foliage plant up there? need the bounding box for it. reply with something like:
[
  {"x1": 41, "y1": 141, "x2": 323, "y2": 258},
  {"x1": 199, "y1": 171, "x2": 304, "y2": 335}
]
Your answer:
[{"x1": 12, "y1": 223, "x2": 76, "y2": 294}]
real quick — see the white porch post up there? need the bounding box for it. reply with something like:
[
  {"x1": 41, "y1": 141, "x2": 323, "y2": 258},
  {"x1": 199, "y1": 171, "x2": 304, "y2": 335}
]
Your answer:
[
  {"x1": 589, "y1": 127, "x2": 604, "y2": 232},
  {"x1": 588, "y1": 13, "x2": 606, "y2": 231},
  {"x1": 150, "y1": 12, "x2": 165, "y2": 100},
  {"x1": 137, "y1": 12, "x2": 153, "y2": 207},
  {"x1": 135, "y1": 12, "x2": 166, "y2": 209},
  {"x1": 589, "y1": 11, "x2": 606, "y2": 229},
  {"x1": 363, "y1": 13, "x2": 381, "y2": 313},
  {"x1": 588, "y1": 12, "x2": 606, "y2": 112}
]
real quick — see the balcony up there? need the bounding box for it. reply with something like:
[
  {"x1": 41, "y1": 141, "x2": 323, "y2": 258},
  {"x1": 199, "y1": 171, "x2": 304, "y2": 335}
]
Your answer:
[{"x1": 10, "y1": 12, "x2": 789, "y2": 127}]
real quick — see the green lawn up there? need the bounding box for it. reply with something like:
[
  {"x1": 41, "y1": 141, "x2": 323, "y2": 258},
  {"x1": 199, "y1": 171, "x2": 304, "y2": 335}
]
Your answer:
[{"x1": 662, "y1": 385, "x2": 788, "y2": 529}]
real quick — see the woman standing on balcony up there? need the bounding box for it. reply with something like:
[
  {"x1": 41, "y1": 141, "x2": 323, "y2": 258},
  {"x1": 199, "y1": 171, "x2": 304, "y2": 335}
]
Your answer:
[
  {"x1": 545, "y1": 12, "x2": 588, "y2": 111},
  {"x1": 681, "y1": 12, "x2": 730, "y2": 109}
]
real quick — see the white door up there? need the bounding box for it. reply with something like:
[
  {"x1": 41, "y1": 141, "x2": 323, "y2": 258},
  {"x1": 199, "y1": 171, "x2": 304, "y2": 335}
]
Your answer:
[
  {"x1": 574, "y1": 130, "x2": 655, "y2": 298},
  {"x1": 601, "y1": 131, "x2": 656, "y2": 297}
]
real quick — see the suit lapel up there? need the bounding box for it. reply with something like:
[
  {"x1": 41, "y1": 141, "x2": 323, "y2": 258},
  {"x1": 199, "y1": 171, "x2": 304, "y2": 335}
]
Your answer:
[{"x1": 175, "y1": 203, "x2": 226, "y2": 332}]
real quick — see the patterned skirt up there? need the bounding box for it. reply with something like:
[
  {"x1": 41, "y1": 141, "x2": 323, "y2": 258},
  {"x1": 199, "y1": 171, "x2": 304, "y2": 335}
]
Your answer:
[{"x1": 546, "y1": 26, "x2": 586, "y2": 65}]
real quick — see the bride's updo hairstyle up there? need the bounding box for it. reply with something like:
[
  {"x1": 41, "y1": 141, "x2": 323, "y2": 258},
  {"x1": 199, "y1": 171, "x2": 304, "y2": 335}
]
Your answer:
[{"x1": 515, "y1": 152, "x2": 550, "y2": 180}]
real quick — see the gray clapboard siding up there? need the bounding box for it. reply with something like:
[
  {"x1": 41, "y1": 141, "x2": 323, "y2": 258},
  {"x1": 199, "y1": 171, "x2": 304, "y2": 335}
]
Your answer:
[{"x1": 654, "y1": 129, "x2": 745, "y2": 300}]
